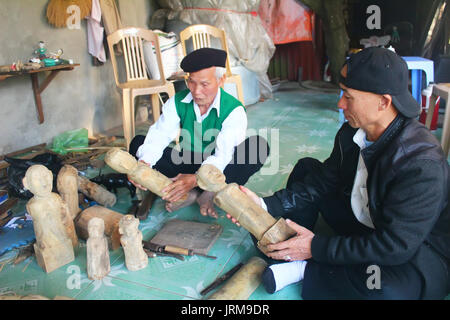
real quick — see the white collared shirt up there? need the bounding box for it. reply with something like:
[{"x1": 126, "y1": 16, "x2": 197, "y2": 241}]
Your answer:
[
  {"x1": 136, "y1": 88, "x2": 247, "y2": 172},
  {"x1": 350, "y1": 128, "x2": 375, "y2": 229}
]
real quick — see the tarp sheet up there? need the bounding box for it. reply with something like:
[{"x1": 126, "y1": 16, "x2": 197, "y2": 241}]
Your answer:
[
  {"x1": 151, "y1": 0, "x2": 276, "y2": 97},
  {"x1": 258, "y1": 0, "x2": 314, "y2": 45}
]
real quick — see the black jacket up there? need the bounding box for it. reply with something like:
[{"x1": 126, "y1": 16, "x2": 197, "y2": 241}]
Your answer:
[{"x1": 264, "y1": 115, "x2": 450, "y2": 298}]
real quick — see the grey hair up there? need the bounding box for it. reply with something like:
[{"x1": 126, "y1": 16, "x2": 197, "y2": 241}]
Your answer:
[{"x1": 215, "y1": 66, "x2": 227, "y2": 80}]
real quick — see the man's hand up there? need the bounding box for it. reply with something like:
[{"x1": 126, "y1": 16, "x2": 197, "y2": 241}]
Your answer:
[
  {"x1": 264, "y1": 219, "x2": 314, "y2": 261},
  {"x1": 128, "y1": 160, "x2": 150, "y2": 191},
  {"x1": 226, "y1": 185, "x2": 261, "y2": 227},
  {"x1": 162, "y1": 173, "x2": 197, "y2": 203}
]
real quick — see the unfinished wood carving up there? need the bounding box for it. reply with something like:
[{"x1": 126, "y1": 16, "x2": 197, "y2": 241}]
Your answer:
[
  {"x1": 23, "y1": 165, "x2": 75, "y2": 273},
  {"x1": 75, "y1": 205, "x2": 123, "y2": 250},
  {"x1": 104, "y1": 148, "x2": 187, "y2": 203},
  {"x1": 57, "y1": 164, "x2": 81, "y2": 220},
  {"x1": 209, "y1": 256, "x2": 267, "y2": 300},
  {"x1": 87, "y1": 217, "x2": 111, "y2": 280},
  {"x1": 77, "y1": 175, "x2": 116, "y2": 207},
  {"x1": 196, "y1": 164, "x2": 296, "y2": 254},
  {"x1": 119, "y1": 214, "x2": 148, "y2": 271}
]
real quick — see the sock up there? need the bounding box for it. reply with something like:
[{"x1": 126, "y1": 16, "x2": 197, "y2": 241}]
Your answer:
[{"x1": 262, "y1": 260, "x2": 307, "y2": 294}]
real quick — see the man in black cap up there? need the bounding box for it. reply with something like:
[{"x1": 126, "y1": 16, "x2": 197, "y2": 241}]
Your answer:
[
  {"x1": 228, "y1": 47, "x2": 450, "y2": 299},
  {"x1": 129, "y1": 48, "x2": 269, "y2": 218}
]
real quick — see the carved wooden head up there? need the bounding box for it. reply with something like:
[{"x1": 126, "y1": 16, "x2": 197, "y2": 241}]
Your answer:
[
  {"x1": 23, "y1": 164, "x2": 53, "y2": 197},
  {"x1": 88, "y1": 217, "x2": 105, "y2": 238},
  {"x1": 105, "y1": 148, "x2": 138, "y2": 174},
  {"x1": 196, "y1": 164, "x2": 227, "y2": 193},
  {"x1": 118, "y1": 214, "x2": 140, "y2": 236}
]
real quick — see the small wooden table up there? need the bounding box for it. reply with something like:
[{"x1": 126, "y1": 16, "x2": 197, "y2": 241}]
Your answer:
[
  {"x1": 0, "y1": 63, "x2": 79, "y2": 123},
  {"x1": 425, "y1": 83, "x2": 450, "y2": 157}
]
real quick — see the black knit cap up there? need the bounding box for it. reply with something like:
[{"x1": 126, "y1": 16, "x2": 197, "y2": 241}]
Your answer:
[
  {"x1": 180, "y1": 48, "x2": 227, "y2": 73},
  {"x1": 340, "y1": 47, "x2": 420, "y2": 118}
]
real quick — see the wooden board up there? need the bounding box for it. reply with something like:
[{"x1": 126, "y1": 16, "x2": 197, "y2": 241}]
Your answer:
[{"x1": 149, "y1": 219, "x2": 223, "y2": 255}]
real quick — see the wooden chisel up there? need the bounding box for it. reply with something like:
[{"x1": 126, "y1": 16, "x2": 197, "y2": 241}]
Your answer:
[
  {"x1": 200, "y1": 263, "x2": 244, "y2": 296},
  {"x1": 163, "y1": 245, "x2": 217, "y2": 260},
  {"x1": 143, "y1": 241, "x2": 217, "y2": 260}
]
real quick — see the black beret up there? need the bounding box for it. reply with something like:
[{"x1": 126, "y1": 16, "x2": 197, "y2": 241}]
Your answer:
[{"x1": 180, "y1": 48, "x2": 227, "y2": 73}]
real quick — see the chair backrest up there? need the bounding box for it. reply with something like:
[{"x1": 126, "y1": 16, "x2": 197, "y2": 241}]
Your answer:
[
  {"x1": 107, "y1": 27, "x2": 166, "y2": 86},
  {"x1": 179, "y1": 24, "x2": 233, "y2": 77}
]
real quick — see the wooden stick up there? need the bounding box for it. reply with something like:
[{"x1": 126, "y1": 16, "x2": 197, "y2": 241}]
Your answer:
[{"x1": 64, "y1": 146, "x2": 124, "y2": 151}]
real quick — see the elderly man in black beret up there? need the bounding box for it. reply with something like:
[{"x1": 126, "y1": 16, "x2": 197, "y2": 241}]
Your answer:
[
  {"x1": 229, "y1": 47, "x2": 450, "y2": 300},
  {"x1": 129, "y1": 48, "x2": 269, "y2": 218}
]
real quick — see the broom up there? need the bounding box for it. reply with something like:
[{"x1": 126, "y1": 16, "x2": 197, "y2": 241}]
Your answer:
[{"x1": 46, "y1": 0, "x2": 92, "y2": 28}]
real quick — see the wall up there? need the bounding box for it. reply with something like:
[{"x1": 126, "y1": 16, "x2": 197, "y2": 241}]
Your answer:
[{"x1": 0, "y1": 0, "x2": 158, "y2": 154}]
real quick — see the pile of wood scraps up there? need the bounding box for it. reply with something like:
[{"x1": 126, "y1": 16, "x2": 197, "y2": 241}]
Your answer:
[
  {"x1": 0, "y1": 135, "x2": 123, "y2": 209},
  {"x1": 61, "y1": 135, "x2": 124, "y2": 171},
  {"x1": 0, "y1": 135, "x2": 124, "y2": 180},
  {"x1": 0, "y1": 191, "x2": 18, "y2": 228}
]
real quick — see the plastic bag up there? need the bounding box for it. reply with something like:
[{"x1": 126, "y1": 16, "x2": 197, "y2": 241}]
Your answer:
[
  {"x1": 143, "y1": 30, "x2": 184, "y2": 79},
  {"x1": 152, "y1": 0, "x2": 275, "y2": 74},
  {"x1": 51, "y1": 128, "x2": 89, "y2": 155}
]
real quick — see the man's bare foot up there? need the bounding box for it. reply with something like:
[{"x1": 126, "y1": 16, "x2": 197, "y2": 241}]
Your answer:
[
  {"x1": 165, "y1": 189, "x2": 200, "y2": 213},
  {"x1": 197, "y1": 191, "x2": 218, "y2": 218}
]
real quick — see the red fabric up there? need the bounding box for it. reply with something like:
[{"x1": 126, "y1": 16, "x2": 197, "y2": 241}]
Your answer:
[
  {"x1": 183, "y1": 7, "x2": 258, "y2": 16},
  {"x1": 258, "y1": 0, "x2": 314, "y2": 44},
  {"x1": 271, "y1": 41, "x2": 322, "y2": 81}
]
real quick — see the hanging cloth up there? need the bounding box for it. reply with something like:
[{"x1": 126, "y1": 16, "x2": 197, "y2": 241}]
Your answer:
[{"x1": 86, "y1": 0, "x2": 106, "y2": 62}]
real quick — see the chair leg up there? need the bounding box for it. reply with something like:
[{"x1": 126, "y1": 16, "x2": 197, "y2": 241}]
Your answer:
[
  {"x1": 130, "y1": 93, "x2": 137, "y2": 144},
  {"x1": 425, "y1": 94, "x2": 438, "y2": 129},
  {"x1": 441, "y1": 98, "x2": 450, "y2": 158},
  {"x1": 167, "y1": 82, "x2": 175, "y2": 97},
  {"x1": 151, "y1": 94, "x2": 160, "y2": 123},
  {"x1": 234, "y1": 75, "x2": 245, "y2": 106},
  {"x1": 121, "y1": 89, "x2": 132, "y2": 151},
  {"x1": 225, "y1": 75, "x2": 245, "y2": 106}
]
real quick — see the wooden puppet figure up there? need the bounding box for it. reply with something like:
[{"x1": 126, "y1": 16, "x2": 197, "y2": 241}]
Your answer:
[
  {"x1": 57, "y1": 164, "x2": 81, "y2": 220},
  {"x1": 196, "y1": 164, "x2": 296, "y2": 254},
  {"x1": 119, "y1": 215, "x2": 148, "y2": 271},
  {"x1": 104, "y1": 148, "x2": 187, "y2": 204},
  {"x1": 87, "y1": 217, "x2": 111, "y2": 280},
  {"x1": 23, "y1": 165, "x2": 75, "y2": 273}
]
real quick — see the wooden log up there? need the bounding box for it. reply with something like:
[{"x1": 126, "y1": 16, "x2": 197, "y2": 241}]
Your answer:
[
  {"x1": 208, "y1": 257, "x2": 267, "y2": 300},
  {"x1": 104, "y1": 148, "x2": 187, "y2": 203},
  {"x1": 77, "y1": 175, "x2": 116, "y2": 207},
  {"x1": 75, "y1": 205, "x2": 123, "y2": 251},
  {"x1": 214, "y1": 184, "x2": 277, "y2": 240},
  {"x1": 57, "y1": 165, "x2": 81, "y2": 220},
  {"x1": 197, "y1": 164, "x2": 296, "y2": 254}
]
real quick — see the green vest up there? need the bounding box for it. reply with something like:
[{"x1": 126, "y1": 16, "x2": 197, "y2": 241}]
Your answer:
[{"x1": 174, "y1": 88, "x2": 244, "y2": 153}]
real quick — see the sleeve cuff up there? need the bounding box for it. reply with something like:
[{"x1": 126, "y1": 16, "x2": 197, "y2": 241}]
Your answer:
[
  {"x1": 262, "y1": 194, "x2": 285, "y2": 217},
  {"x1": 310, "y1": 234, "x2": 330, "y2": 262},
  {"x1": 201, "y1": 156, "x2": 226, "y2": 173},
  {"x1": 136, "y1": 146, "x2": 162, "y2": 167}
]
